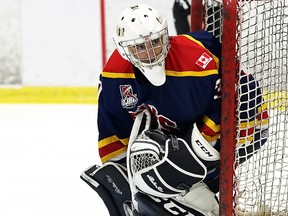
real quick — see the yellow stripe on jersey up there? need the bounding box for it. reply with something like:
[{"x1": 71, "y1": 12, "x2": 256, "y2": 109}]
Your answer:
[
  {"x1": 202, "y1": 116, "x2": 220, "y2": 133},
  {"x1": 237, "y1": 136, "x2": 254, "y2": 145},
  {"x1": 256, "y1": 103, "x2": 269, "y2": 127},
  {"x1": 166, "y1": 69, "x2": 218, "y2": 77},
  {"x1": 239, "y1": 120, "x2": 256, "y2": 129},
  {"x1": 98, "y1": 135, "x2": 129, "y2": 148},
  {"x1": 258, "y1": 102, "x2": 268, "y2": 111},
  {"x1": 257, "y1": 103, "x2": 269, "y2": 126},
  {"x1": 237, "y1": 120, "x2": 257, "y2": 145},
  {"x1": 257, "y1": 119, "x2": 269, "y2": 127},
  {"x1": 102, "y1": 71, "x2": 136, "y2": 79}
]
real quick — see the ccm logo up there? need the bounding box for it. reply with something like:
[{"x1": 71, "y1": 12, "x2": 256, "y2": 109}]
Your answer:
[
  {"x1": 196, "y1": 140, "x2": 213, "y2": 157},
  {"x1": 150, "y1": 196, "x2": 195, "y2": 216}
]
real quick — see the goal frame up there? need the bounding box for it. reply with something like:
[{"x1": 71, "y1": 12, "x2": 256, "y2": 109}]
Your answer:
[
  {"x1": 191, "y1": 0, "x2": 288, "y2": 215},
  {"x1": 191, "y1": 0, "x2": 240, "y2": 215}
]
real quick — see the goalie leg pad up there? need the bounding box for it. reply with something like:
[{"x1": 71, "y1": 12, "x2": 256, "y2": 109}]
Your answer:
[
  {"x1": 175, "y1": 182, "x2": 219, "y2": 216},
  {"x1": 80, "y1": 162, "x2": 132, "y2": 216},
  {"x1": 134, "y1": 192, "x2": 207, "y2": 216}
]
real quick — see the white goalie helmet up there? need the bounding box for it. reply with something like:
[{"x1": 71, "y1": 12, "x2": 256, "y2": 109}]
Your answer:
[{"x1": 113, "y1": 4, "x2": 170, "y2": 86}]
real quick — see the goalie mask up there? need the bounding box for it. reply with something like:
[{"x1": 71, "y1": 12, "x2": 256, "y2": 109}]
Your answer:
[{"x1": 113, "y1": 4, "x2": 170, "y2": 86}]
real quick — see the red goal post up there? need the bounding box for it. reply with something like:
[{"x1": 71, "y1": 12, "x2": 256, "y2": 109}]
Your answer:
[{"x1": 191, "y1": 0, "x2": 288, "y2": 215}]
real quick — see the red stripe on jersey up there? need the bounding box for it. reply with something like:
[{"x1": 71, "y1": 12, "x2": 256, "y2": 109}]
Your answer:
[
  {"x1": 239, "y1": 127, "x2": 255, "y2": 138},
  {"x1": 199, "y1": 124, "x2": 219, "y2": 137},
  {"x1": 99, "y1": 140, "x2": 125, "y2": 159},
  {"x1": 257, "y1": 109, "x2": 269, "y2": 121}
]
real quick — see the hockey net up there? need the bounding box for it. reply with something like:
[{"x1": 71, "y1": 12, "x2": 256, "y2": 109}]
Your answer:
[{"x1": 191, "y1": 0, "x2": 288, "y2": 215}]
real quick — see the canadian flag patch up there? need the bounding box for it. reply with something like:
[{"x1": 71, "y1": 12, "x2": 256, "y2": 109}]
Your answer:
[{"x1": 196, "y1": 52, "x2": 213, "y2": 69}]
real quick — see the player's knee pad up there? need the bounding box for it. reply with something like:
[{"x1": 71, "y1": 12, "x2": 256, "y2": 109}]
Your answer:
[
  {"x1": 80, "y1": 162, "x2": 132, "y2": 216},
  {"x1": 134, "y1": 190, "x2": 217, "y2": 216},
  {"x1": 175, "y1": 182, "x2": 219, "y2": 216}
]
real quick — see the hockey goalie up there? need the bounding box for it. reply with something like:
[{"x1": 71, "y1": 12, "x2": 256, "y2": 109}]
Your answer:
[
  {"x1": 82, "y1": 108, "x2": 220, "y2": 216},
  {"x1": 81, "y1": 4, "x2": 269, "y2": 216}
]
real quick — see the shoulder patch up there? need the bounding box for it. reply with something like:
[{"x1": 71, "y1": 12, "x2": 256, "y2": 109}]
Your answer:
[{"x1": 196, "y1": 52, "x2": 213, "y2": 69}]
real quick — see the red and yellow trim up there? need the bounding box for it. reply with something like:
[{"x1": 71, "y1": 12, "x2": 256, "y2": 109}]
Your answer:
[
  {"x1": 98, "y1": 135, "x2": 129, "y2": 163},
  {"x1": 200, "y1": 116, "x2": 220, "y2": 143}
]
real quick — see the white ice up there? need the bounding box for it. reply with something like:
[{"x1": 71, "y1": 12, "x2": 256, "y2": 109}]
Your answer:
[{"x1": 0, "y1": 104, "x2": 109, "y2": 216}]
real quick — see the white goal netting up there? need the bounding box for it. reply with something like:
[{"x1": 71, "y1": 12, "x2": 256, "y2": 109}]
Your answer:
[{"x1": 202, "y1": 0, "x2": 288, "y2": 214}]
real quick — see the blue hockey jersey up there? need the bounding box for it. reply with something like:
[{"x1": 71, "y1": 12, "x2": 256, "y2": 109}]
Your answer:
[
  {"x1": 97, "y1": 31, "x2": 268, "y2": 163},
  {"x1": 98, "y1": 32, "x2": 221, "y2": 163}
]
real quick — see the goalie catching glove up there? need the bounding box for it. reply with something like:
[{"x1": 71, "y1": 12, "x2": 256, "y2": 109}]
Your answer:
[
  {"x1": 127, "y1": 110, "x2": 220, "y2": 215},
  {"x1": 128, "y1": 123, "x2": 220, "y2": 198}
]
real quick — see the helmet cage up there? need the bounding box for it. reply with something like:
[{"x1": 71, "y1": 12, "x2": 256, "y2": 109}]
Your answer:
[{"x1": 116, "y1": 27, "x2": 170, "y2": 70}]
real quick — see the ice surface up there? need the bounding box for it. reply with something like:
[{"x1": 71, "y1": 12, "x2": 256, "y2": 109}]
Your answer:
[{"x1": 0, "y1": 104, "x2": 109, "y2": 216}]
